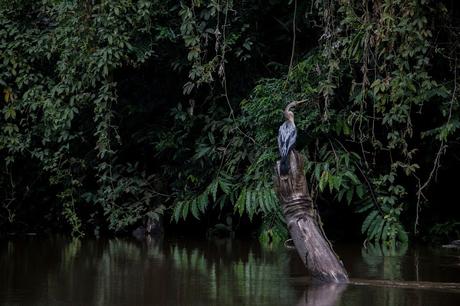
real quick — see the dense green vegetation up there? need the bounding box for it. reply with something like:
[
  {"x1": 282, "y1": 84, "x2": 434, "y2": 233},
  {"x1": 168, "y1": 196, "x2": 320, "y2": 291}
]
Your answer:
[{"x1": 1, "y1": 0, "x2": 459, "y2": 244}]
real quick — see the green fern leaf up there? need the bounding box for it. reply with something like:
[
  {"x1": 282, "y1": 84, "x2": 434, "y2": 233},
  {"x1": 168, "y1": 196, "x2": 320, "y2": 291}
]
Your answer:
[
  {"x1": 356, "y1": 184, "x2": 365, "y2": 199},
  {"x1": 314, "y1": 163, "x2": 321, "y2": 181},
  {"x1": 268, "y1": 189, "x2": 278, "y2": 212},
  {"x1": 356, "y1": 201, "x2": 373, "y2": 213},
  {"x1": 362, "y1": 210, "x2": 378, "y2": 234},
  {"x1": 182, "y1": 201, "x2": 190, "y2": 220},
  {"x1": 173, "y1": 201, "x2": 183, "y2": 223},
  {"x1": 397, "y1": 224, "x2": 408, "y2": 243},
  {"x1": 198, "y1": 193, "x2": 207, "y2": 213},
  {"x1": 346, "y1": 188, "x2": 354, "y2": 204},
  {"x1": 218, "y1": 177, "x2": 232, "y2": 194},
  {"x1": 209, "y1": 179, "x2": 218, "y2": 201},
  {"x1": 381, "y1": 222, "x2": 390, "y2": 242},
  {"x1": 191, "y1": 199, "x2": 200, "y2": 220},
  {"x1": 258, "y1": 189, "x2": 267, "y2": 214},
  {"x1": 337, "y1": 188, "x2": 346, "y2": 202},
  {"x1": 369, "y1": 216, "x2": 384, "y2": 241},
  {"x1": 235, "y1": 188, "x2": 246, "y2": 216},
  {"x1": 246, "y1": 189, "x2": 253, "y2": 219}
]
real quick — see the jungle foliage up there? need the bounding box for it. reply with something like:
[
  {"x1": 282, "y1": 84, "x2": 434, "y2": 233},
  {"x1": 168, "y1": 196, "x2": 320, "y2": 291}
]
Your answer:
[{"x1": 1, "y1": 0, "x2": 459, "y2": 245}]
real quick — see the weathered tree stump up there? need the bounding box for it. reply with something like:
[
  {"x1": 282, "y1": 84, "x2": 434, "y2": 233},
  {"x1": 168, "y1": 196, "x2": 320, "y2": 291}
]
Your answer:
[{"x1": 273, "y1": 150, "x2": 349, "y2": 283}]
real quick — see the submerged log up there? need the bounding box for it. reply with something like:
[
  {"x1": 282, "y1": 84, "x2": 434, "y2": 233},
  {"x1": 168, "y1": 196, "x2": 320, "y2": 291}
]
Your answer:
[
  {"x1": 274, "y1": 150, "x2": 349, "y2": 283},
  {"x1": 442, "y1": 240, "x2": 460, "y2": 249}
]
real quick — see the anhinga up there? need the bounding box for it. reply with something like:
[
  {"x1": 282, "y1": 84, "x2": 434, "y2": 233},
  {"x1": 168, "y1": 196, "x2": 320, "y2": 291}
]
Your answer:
[{"x1": 278, "y1": 100, "x2": 304, "y2": 175}]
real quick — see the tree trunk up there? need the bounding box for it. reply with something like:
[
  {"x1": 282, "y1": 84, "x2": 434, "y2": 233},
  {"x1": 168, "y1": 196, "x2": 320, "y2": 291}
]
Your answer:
[{"x1": 273, "y1": 150, "x2": 349, "y2": 283}]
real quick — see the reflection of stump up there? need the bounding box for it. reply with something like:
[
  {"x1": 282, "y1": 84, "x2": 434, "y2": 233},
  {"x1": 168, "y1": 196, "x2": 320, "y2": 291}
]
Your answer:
[
  {"x1": 296, "y1": 283, "x2": 347, "y2": 306},
  {"x1": 274, "y1": 150, "x2": 349, "y2": 283}
]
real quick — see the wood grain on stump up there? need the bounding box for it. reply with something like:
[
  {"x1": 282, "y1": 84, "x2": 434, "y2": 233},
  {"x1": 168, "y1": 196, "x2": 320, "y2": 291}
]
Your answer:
[{"x1": 274, "y1": 150, "x2": 349, "y2": 283}]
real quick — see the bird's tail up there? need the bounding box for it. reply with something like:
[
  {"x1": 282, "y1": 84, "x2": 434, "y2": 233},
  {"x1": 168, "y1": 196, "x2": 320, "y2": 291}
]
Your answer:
[{"x1": 280, "y1": 154, "x2": 290, "y2": 175}]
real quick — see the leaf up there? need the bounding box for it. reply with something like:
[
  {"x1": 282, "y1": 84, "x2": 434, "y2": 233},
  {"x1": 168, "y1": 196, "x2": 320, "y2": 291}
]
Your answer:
[
  {"x1": 198, "y1": 193, "x2": 207, "y2": 213},
  {"x1": 246, "y1": 190, "x2": 253, "y2": 219},
  {"x1": 381, "y1": 222, "x2": 390, "y2": 242},
  {"x1": 258, "y1": 189, "x2": 267, "y2": 214},
  {"x1": 173, "y1": 201, "x2": 184, "y2": 223},
  {"x1": 356, "y1": 201, "x2": 373, "y2": 213},
  {"x1": 3, "y1": 87, "x2": 12, "y2": 103},
  {"x1": 337, "y1": 188, "x2": 346, "y2": 202},
  {"x1": 345, "y1": 171, "x2": 360, "y2": 184},
  {"x1": 314, "y1": 164, "x2": 321, "y2": 181},
  {"x1": 346, "y1": 188, "x2": 354, "y2": 204},
  {"x1": 182, "y1": 201, "x2": 189, "y2": 220},
  {"x1": 328, "y1": 174, "x2": 335, "y2": 192},
  {"x1": 356, "y1": 185, "x2": 365, "y2": 199},
  {"x1": 209, "y1": 179, "x2": 218, "y2": 201},
  {"x1": 235, "y1": 188, "x2": 246, "y2": 216},
  {"x1": 195, "y1": 146, "x2": 211, "y2": 159},
  {"x1": 362, "y1": 210, "x2": 379, "y2": 234},
  {"x1": 370, "y1": 217, "x2": 385, "y2": 241},
  {"x1": 319, "y1": 171, "x2": 328, "y2": 191},
  {"x1": 397, "y1": 224, "x2": 408, "y2": 243},
  {"x1": 246, "y1": 190, "x2": 257, "y2": 220},
  {"x1": 218, "y1": 176, "x2": 231, "y2": 194},
  {"x1": 191, "y1": 199, "x2": 200, "y2": 220},
  {"x1": 4, "y1": 107, "x2": 16, "y2": 120},
  {"x1": 264, "y1": 189, "x2": 277, "y2": 213}
]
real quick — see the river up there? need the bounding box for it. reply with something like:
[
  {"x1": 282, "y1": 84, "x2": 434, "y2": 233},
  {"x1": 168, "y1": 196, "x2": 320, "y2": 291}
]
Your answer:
[{"x1": 1, "y1": 236, "x2": 460, "y2": 305}]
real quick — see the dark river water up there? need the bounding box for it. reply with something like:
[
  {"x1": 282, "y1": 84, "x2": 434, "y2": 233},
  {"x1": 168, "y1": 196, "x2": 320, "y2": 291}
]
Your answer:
[{"x1": 1, "y1": 236, "x2": 460, "y2": 306}]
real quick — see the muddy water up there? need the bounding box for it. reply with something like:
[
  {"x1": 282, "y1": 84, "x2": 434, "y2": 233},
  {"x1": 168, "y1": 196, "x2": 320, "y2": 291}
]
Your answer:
[{"x1": 1, "y1": 236, "x2": 460, "y2": 305}]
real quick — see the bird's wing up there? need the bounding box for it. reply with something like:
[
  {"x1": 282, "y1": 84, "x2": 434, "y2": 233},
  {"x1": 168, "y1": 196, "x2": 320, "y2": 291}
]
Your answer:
[
  {"x1": 278, "y1": 122, "x2": 298, "y2": 158},
  {"x1": 283, "y1": 123, "x2": 296, "y2": 156},
  {"x1": 278, "y1": 123, "x2": 289, "y2": 156},
  {"x1": 278, "y1": 124, "x2": 287, "y2": 157},
  {"x1": 282, "y1": 133, "x2": 291, "y2": 157}
]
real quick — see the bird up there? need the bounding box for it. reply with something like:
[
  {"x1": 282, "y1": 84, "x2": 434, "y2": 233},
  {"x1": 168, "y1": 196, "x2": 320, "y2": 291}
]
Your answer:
[{"x1": 278, "y1": 103, "x2": 297, "y2": 176}]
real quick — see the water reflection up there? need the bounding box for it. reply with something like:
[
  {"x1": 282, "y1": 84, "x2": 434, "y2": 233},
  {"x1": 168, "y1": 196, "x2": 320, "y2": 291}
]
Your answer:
[
  {"x1": 1, "y1": 237, "x2": 460, "y2": 306},
  {"x1": 0, "y1": 237, "x2": 298, "y2": 305},
  {"x1": 296, "y1": 283, "x2": 346, "y2": 306},
  {"x1": 360, "y1": 242, "x2": 408, "y2": 280}
]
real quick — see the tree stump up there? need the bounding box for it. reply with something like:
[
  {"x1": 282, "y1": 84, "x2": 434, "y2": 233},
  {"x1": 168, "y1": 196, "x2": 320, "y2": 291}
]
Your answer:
[{"x1": 273, "y1": 150, "x2": 349, "y2": 283}]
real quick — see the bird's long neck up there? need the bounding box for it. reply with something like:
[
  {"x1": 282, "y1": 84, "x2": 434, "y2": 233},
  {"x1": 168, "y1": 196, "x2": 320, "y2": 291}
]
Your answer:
[
  {"x1": 285, "y1": 101, "x2": 298, "y2": 113},
  {"x1": 285, "y1": 103, "x2": 295, "y2": 124},
  {"x1": 284, "y1": 112, "x2": 295, "y2": 124}
]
